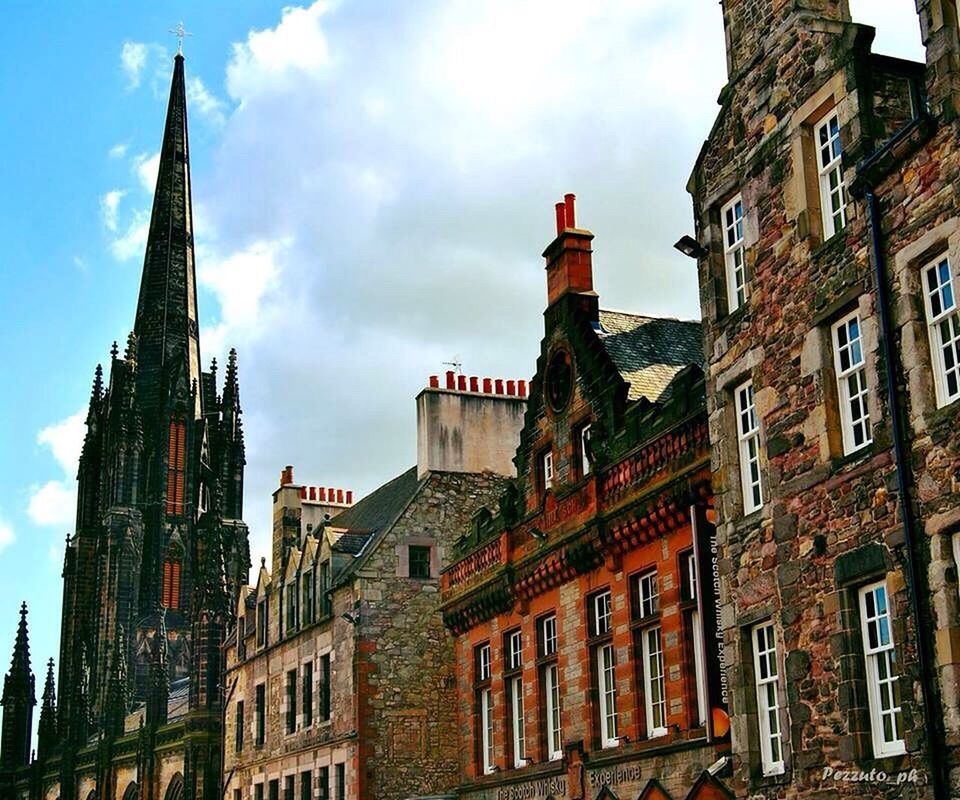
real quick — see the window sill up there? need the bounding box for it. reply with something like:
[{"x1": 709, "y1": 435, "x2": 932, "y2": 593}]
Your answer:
[
  {"x1": 751, "y1": 766, "x2": 791, "y2": 790},
  {"x1": 811, "y1": 228, "x2": 849, "y2": 261},
  {"x1": 830, "y1": 440, "x2": 879, "y2": 473}
]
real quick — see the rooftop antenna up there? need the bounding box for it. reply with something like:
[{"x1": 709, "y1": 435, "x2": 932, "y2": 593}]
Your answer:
[
  {"x1": 169, "y1": 21, "x2": 192, "y2": 55},
  {"x1": 441, "y1": 356, "x2": 463, "y2": 375}
]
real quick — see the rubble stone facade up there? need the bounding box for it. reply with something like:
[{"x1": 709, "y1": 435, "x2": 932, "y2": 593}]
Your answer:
[
  {"x1": 223, "y1": 384, "x2": 525, "y2": 800},
  {"x1": 440, "y1": 197, "x2": 734, "y2": 800},
  {"x1": 687, "y1": 1, "x2": 960, "y2": 798}
]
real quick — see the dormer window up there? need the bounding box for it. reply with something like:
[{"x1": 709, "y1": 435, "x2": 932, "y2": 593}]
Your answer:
[
  {"x1": 285, "y1": 580, "x2": 298, "y2": 634},
  {"x1": 257, "y1": 598, "x2": 268, "y2": 649},
  {"x1": 237, "y1": 616, "x2": 246, "y2": 660},
  {"x1": 302, "y1": 569, "x2": 315, "y2": 625}
]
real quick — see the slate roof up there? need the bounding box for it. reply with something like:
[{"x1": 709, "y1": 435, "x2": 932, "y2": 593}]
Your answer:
[
  {"x1": 331, "y1": 531, "x2": 374, "y2": 555},
  {"x1": 597, "y1": 309, "x2": 704, "y2": 403},
  {"x1": 329, "y1": 466, "x2": 422, "y2": 535},
  {"x1": 123, "y1": 677, "x2": 190, "y2": 733}
]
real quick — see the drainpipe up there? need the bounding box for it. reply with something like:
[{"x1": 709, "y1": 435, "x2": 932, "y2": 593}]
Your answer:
[{"x1": 862, "y1": 183, "x2": 947, "y2": 800}]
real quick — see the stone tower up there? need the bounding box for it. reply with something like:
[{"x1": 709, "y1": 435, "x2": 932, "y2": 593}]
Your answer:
[
  {"x1": 0, "y1": 604, "x2": 35, "y2": 773},
  {"x1": 0, "y1": 52, "x2": 256, "y2": 800}
]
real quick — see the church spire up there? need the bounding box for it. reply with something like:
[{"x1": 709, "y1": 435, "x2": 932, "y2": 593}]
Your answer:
[
  {"x1": 0, "y1": 602, "x2": 35, "y2": 769},
  {"x1": 133, "y1": 53, "x2": 202, "y2": 421},
  {"x1": 37, "y1": 658, "x2": 57, "y2": 760}
]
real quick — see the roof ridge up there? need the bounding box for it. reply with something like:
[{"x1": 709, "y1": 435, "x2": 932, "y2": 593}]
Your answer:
[{"x1": 599, "y1": 307, "x2": 702, "y2": 325}]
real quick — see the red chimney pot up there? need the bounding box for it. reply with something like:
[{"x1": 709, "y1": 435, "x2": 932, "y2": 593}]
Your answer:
[
  {"x1": 506, "y1": 380, "x2": 516, "y2": 396},
  {"x1": 555, "y1": 202, "x2": 566, "y2": 235},
  {"x1": 346, "y1": 491, "x2": 353, "y2": 504},
  {"x1": 483, "y1": 378, "x2": 493, "y2": 393},
  {"x1": 457, "y1": 374, "x2": 467, "y2": 391},
  {"x1": 319, "y1": 488, "x2": 327, "y2": 502},
  {"x1": 495, "y1": 379, "x2": 504, "y2": 394},
  {"x1": 445, "y1": 371, "x2": 456, "y2": 390},
  {"x1": 564, "y1": 193, "x2": 576, "y2": 229},
  {"x1": 429, "y1": 375, "x2": 439, "y2": 389},
  {"x1": 337, "y1": 489, "x2": 344, "y2": 504}
]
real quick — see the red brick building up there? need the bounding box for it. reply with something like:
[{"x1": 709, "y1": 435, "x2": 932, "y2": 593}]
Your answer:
[{"x1": 440, "y1": 197, "x2": 733, "y2": 800}]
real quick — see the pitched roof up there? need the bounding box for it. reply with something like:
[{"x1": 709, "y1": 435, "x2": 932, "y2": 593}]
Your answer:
[
  {"x1": 597, "y1": 309, "x2": 704, "y2": 402},
  {"x1": 330, "y1": 531, "x2": 374, "y2": 555},
  {"x1": 328, "y1": 466, "x2": 422, "y2": 535}
]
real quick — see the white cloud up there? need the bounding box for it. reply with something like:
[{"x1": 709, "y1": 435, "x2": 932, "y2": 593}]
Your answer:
[
  {"x1": 109, "y1": 142, "x2": 129, "y2": 159},
  {"x1": 99, "y1": 189, "x2": 126, "y2": 232},
  {"x1": 0, "y1": 516, "x2": 13, "y2": 554},
  {"x1": 133, "y1": 151, "x2": 160, "y2": 193},
  {"x1": 226, "y1": 2, "x2": 335, "y2": 101},
  {"x1": 110, "y1": 209, "x2": 150, "y2": 261},
  {"x1": 27, "y1": 481, "x2": 76, "y2": 528},
  {"x1": 197, "y1": 238, "x2": 287, "y2": 359},
  {"x1": 121, "y1": 41, "x2": 148, "y2": 89},
  {"x1": 38, "y1": 409, "x2": 86, "y2": 476},
  {"x1": 28, "y1": 409, "x2": 86, "y2": 529},
  {"x1": 187, "y1": 76, "x2": 227, "y2": 127}
]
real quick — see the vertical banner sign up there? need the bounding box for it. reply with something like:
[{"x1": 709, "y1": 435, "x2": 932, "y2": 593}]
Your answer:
[{"x1": 691, "y1": 503, "x2": 729, "y2": 741}]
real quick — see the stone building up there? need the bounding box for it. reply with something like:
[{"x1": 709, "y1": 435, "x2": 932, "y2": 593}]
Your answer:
[
  {"x1": 0, "y1": 53, "x2": 249, "y2": 800},
  {"x1": 222, "y1": 379, "x2": 526, "y2": 800},
  {"x1": 439, "y1": 196, "x2": 734, "y2": 800},
  {"x1": 685, "y1": 1, "x2": 960, "y2": 798}
]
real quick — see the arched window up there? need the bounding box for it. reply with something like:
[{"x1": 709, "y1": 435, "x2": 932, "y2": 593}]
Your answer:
[
  {"x1": 166, "y1": 417, "x2": 187, "y2": 515},
  {"x1": 162, "y1": 558, "x2": 182, "y2": 610},
  {"x1": 163, "y1": 774, "x2": 184, "y2": 800}
]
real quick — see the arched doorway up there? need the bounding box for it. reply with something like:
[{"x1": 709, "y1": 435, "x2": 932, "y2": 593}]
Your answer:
[{"x1": 121, "y1": 782, "x2": 139, "y2": 800}]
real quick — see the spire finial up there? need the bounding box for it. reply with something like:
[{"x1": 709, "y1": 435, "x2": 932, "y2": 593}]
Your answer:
[
  {"x1": 110, "y1": 341, "x2": 119, "y2": 360},
  {"x1": 169, "y1": 21, "x2": 192, "y2": 56},
  {"x1": 124, "y1": 331, "x2": 138, "y2": 363}
]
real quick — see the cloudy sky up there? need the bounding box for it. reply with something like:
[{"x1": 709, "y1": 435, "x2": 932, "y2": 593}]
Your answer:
[{"x1": 0, "y1": 1, "x2": 924, "y2": 710}]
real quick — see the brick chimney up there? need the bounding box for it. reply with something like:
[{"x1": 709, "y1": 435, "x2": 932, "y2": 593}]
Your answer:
[{"x1": 542, "y1": 193, "x2": 596, "y2": 309}]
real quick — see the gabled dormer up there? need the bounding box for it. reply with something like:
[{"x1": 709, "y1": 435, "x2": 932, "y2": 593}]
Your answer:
[{"x1": 253, "y1": 559, "x2": 271, "y2": 650}]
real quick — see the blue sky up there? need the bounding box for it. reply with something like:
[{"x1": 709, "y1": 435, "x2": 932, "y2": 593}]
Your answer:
[{"x1": 0, "y1": 0, "x2": 923, "y2": 729}]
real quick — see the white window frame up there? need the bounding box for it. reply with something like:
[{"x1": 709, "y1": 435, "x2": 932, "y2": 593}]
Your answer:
[
  {"x1": 752, "y1": 621, "x2": 785, "y2": 776},
  {"x1": 735, "y1": 381, "x2": 764, "y2": 514},
  {"x1": 685, "y1": 554, "x2": 708, "y2": 727},
  {"x1": 953, "y1": 532, "x2": 960, "y2": 608},
  {"x1": 859, "y1": 581, "x2": 905, "y2": 757},
  {"x1": 642, "y1": 625, "x2": 667, "y2": 738},
  {"x1": 817, "y1": 111, "x2": 847, "y2": 237},
  {"x1": 507, "y1": 630, "x2": 523, "y2": 671},
  {"x1": 597, "y1": 642, "x2": 619, "y2": 747},
  {"x1": 545, "y1": 662, "x2": 562, "y2": 760},
  {"x1": 922, "y1": 254, "x2": 960, "y2": 408},
  {"x1": 594, "y1": 590, "x2": 612, "y2": 636},
  {"x1": 480, "y1": 687, "x2": 495, "y2": 774},
  {"x1": 510, "y1": 674, "x2": 526, "y2": 767},
  {"x1": 832, "y1": 311, "x2": 873, "y2": 454},
  {"x1": 580, "y1": 423, "x2": 592, "y2": 476},
  {"x1": 722, "y1": 194, "x2": 747, "y2": 311},
  {"x1": 542, "y1": 615, "x2": 558, "y2": 657},
  {"x1": 479, "y1": 643, "x2": 491, "y2": 681},
  {"x1": 636, "y1": 570, "x2": 659, "y2": 618},
  {"x1": 542, "y1": 450, "x2": 554, "y2": 491}
]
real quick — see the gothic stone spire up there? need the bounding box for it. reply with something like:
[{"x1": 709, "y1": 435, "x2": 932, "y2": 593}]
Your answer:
[
  {"x1": 0, "y1": 602, "x2": 35, "y2": 769},
  {"x1": 133, "y1": 53, "x2": 202, "y2": 421},
  {"x1": 37, "y1": 658, "x2": 57, "y2": 760}
]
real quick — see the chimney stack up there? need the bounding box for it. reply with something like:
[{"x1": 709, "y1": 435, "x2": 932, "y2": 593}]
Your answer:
[
  {"x1": 543, "y1": 193, "x2": 595, "y2": 310},
  {"x1": 280, "y1": 465, "x2": 294, "y2": 486}
]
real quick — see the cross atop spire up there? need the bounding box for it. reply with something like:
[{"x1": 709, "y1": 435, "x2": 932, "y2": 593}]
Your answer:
[{"x1": 169, "y1": 21, "x2": 192, "y2": 56}]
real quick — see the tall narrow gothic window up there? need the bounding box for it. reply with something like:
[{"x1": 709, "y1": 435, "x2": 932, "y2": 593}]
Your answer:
[
  {"x1": 166, "y1": 417, "x2": 187, "y2": 515},
  {"x1": 161, "y1": 558, "x2": 182, "y2": 610}
]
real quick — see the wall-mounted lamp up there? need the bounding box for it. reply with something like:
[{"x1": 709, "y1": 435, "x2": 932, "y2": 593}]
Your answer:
[
  {"x1": 340, "y1": 611, "x2": 359, "y2": 625},
  {"x1": 673, "y1": 235, "x2": 709, "y2": 259}
]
